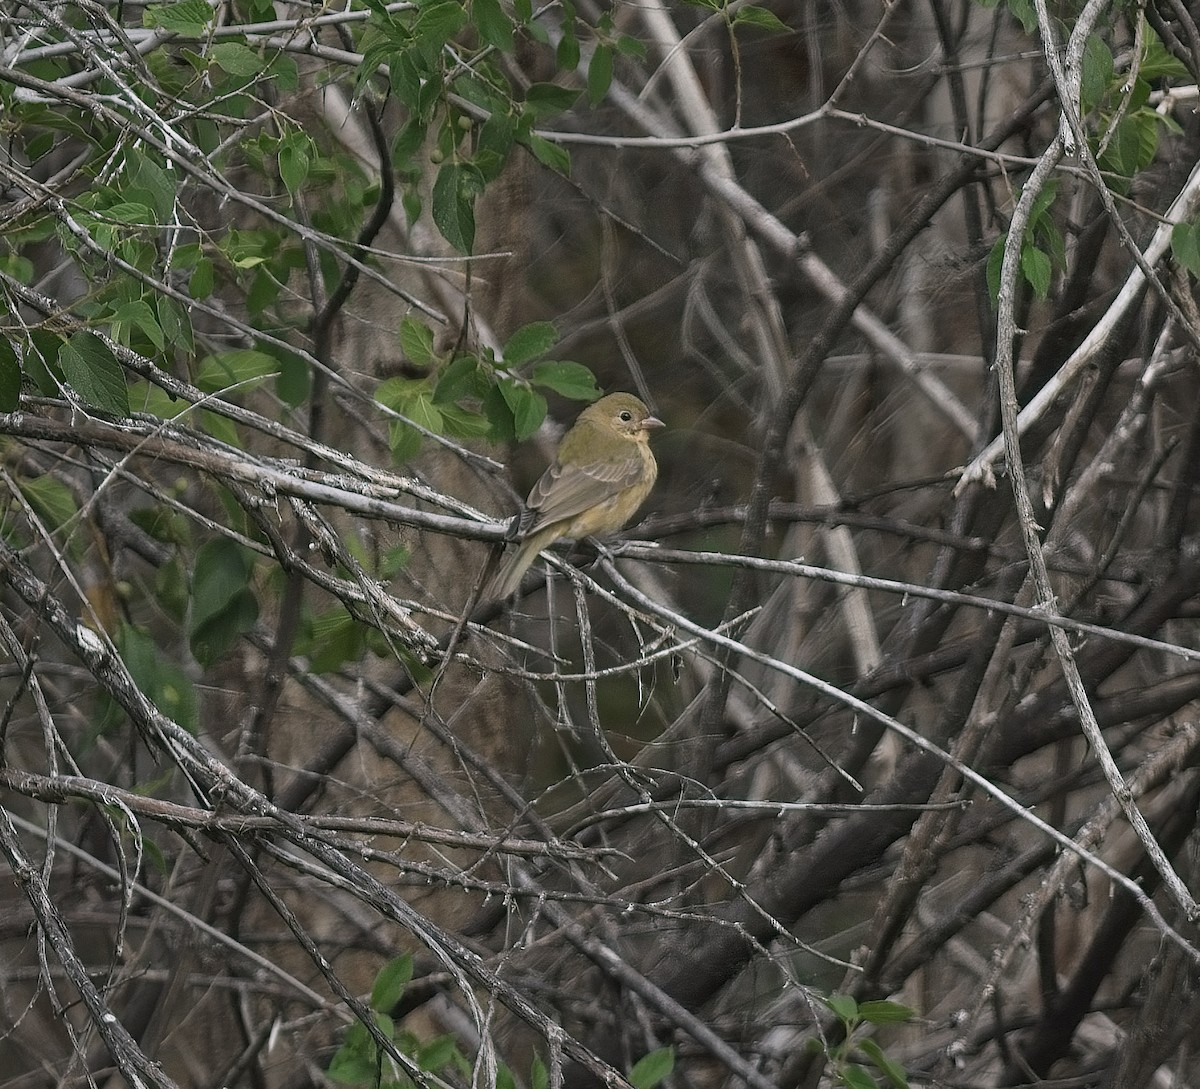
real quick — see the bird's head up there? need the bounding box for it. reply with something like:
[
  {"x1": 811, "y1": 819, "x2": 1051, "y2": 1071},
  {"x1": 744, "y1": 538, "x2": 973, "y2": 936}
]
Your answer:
[{"x1": 585, "y1": 393, "x2": 665, "y2": 439}]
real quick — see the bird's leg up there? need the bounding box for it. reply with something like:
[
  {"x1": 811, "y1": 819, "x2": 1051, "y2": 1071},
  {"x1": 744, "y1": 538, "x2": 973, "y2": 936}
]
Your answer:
[{"x1": 502, "y1": 511, "x2": 524, "y2": 542}]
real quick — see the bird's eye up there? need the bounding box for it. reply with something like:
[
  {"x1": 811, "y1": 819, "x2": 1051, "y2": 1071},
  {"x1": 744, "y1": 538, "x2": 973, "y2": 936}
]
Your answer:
[{"x1": 619, "y1": 411, "x2": 633, "y2": 422}]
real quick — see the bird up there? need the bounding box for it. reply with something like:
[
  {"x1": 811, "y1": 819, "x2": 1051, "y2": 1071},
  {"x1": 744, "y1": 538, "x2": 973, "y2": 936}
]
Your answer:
[{"x1": 488, "y1": 392, "x2": 664, "y2": 600}]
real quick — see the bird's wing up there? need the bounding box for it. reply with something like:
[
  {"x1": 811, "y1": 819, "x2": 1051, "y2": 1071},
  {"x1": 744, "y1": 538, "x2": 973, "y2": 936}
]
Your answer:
[{"x1": 522, "y1": 451, "x2": 645, "y2": 533}]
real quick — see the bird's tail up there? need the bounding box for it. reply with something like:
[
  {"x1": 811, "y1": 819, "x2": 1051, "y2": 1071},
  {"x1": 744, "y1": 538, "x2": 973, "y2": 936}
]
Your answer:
[{"x1": 486, "y1": 527, "x2": 555, "y2": 600}]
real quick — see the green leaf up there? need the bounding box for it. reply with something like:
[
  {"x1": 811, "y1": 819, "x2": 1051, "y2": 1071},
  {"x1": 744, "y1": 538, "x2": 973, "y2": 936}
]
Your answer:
[
  {"x1": 393, "y1": 119, "x2": 428, "y2": 171},
  {"x1": 133, "y1": 502, "x2": 191, "y2": 546},
  {"x1": 1027, "y1": 178, "x2": 1058, "y2": 227},
  {"x1": 210, "y1": 41, "x2": 264, "y2": 77},
  {"x1": 414, "y1": 0, "x2": 468, "y2": 43},
  {"x1": 588, "y1": 44, "x2": 613, "y2": 107},
  {"x1": 328, "y1": 1021, "x2": 379, "y2": 1085},
  {"x1": 189, "y1": 257, "x2": 215, "y2": 299},
  {"x1": 388, "y1": 53, "x2": 426, "y2": 114},
  {"x1": 265, "y1": 49, "x2": 299, "y2": 90},
  {"x1": 1020, "y1": 243, "x2": 1052, "y2": 299},
  {"x1": 302, "y1": 606, "x2": 366, "y2": 673},
  {"x1": 143, "y1": 0, "x2": 213, "y2": 36},
  {"x1": 499, "y1": 381, "x2": 547, "y2": 440},
  {"x1": 525, "y1": 133, "x2": 571, "y2": 173},
  {"x1": 19, "y1": 475, "x2": 78, "y2": 531},
  {"x1": 278, "y1": 131, "x2": 312, "y2": 197},
  {"x1": 1033, "y1": 219, "x2": 1064, "y2": 273},
  {"x1": 400, "y1": 316, "x2": 439, "y2": 366},
  {"x1": 141, "y1": 836, "x2": 170, "y2": 876},
  {"x1": 405, "y1": 393, "x2": 442, "y2": 433},
  {"x1": 130, "y1": 381, "x2": 181, "y2": 421},
  {"x1": 530, "y1": 1055, "x2": 549, "y2": 1089},
  {"x1": 823, "y1": 993, "x2": 860, "y2": 1024},
  {"x1": 271, "y1": 347, "x2": 311, "y2": 407},
  {"x1": 370, "y1": 954, "x2": 414, "y2": 1011},
  {"x1": 1080, "y1": 34, "x2": 1113, "y2": 115},
  {"x1": 157, "y1": 296, "x2": 194, "y2": 355},
  {"x1": 61, "y1": 330, "x2": 130, "y2": 416},
  {"x1": 733, "y1": 5, "x2": 790, "y2": 32},
  {"x1": 857, "y1": 1000, "x2": 916, "y2": 1025},
  {"x1": 221, "y1": 227, "x2": 272, "y2": 269},
  {"x1": 531, "y1": 360, "x2": 600, "y2": 400},
  {"x1": 197, "y1": 348, "x2": 279, "y2": 393},
  {"x1": 432, "y1": 161, "x2": 480, "y2": 254},
  {"x1": 375, "y1": 377, "x2": 442, "y2": 430},
  {"x1": 523, "y1": 82, "x2": 581, "y2": 118},
  {"x1": 616, "y1": 34, "x2": 647, "y2": 59},
  {"x1": 418, "y1": 1034, "x2": 460, "y2": 1071},
  {"x1": 473, "y1": 146, "x2": 508, "y2": 184},
  {"x1": 1140, "y1": 21, "x2": 1192, "y2": 80},
  {"x1": 476, "y1": 112, "x2": 516, "y2": 167},
  {"x1": 200, "y1": 408, "x2": 242, "y2": 448},
  {"x1": 246, "y1": 267, "x2": 283, "y2": 317},
  {"x1": 556, "y1": 29, "x2": 580, "y2": 71},
  {"x1": 117, "y1": 623, "x2": 198, "y2": 733},
  {"x1": 502, "y1": 320, "x2": 557, "y2": 366},
  {"x1": 0, "y1": 338, "x2": 21, "y2": 412},
  {"x1": 1126, "y1": 76, "x2": 1152, "y2": 113},
  {"x1": 1006, "y1": 0, "x2": 1037, "y2": 34},
  {"x1": 1172, "y1": 222, "x2": 1200, "y2": 277},
  {"x1": 189, "y1": 539, "x2": 258, "y2": 666},
  {"x1": 389, "y1": 421, "x2": 424, "y2": 462},
  {"x1": 402, "y1": 186, "x2": 423, "y2": 224},
  {"x1": 110, "y1": 299, "x2": 166, "y2": 352},
  {"x1": 24, "y1": 330, "x2": 64, "y2": 396},
  {"x1": 857, "y1": 1039, "x2": 909, "y2": 1089},
  {"x1": 77, "y1": 202, "x2": 151, "y2": 258},
  {"x1": 0, "y1": 251, "x2": 33, "y2": 284},
  {"x1": 628, "y1": 1047, "x2": 674, "y2": 1089},
  {"x1": 1132, "y1": 109, "x2": 1162, "y2": 168},
  {"x1": 482, "y1": 384, "x2": 516, "y2": 441},
  {"x1": 473, "y1": 0, "x2": 514, "y2": 51},
  {"x1": 839, "y1": 1064, "x2": 880, "y2": 1089},
  {"x1": 453, "y1": 69, "x2": 508, "y2": 114},
  {"x1": 438, "y1": 402, "x2": 492, "y2": 438},
  {"x1": 1098, "y1": 110, "x2": 1158, "y2": 179},
  {"x1": 377, "y1": 376, "x2": 444, "y2": 460},
  {"x1": 190, "y1": 538, "x2": 254, "y2": 630},
  {"x1": 126, "y1": 150, "x2": 177, "y2": 222},
  {"x1": 434, "y1": 353, "x2": 484, "y2": 403}
]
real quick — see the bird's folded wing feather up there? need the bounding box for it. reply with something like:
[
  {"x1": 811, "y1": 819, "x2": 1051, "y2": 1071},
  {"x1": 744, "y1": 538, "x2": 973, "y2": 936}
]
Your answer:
[{"x1": 523, "y1": 453, "x2": 644, "y2": 531}]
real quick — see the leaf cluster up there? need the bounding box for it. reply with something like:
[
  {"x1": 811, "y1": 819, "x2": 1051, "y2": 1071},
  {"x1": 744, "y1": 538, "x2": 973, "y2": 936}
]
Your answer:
[
  {"x1": 1080, "y1": 26, "x2": 1185, "y2": 191},
  {"x1": 330, "y1": 957, "x2": 675, "y2": 1089},
  {"x1": 987, "y1": 180, "x2": 1065, "y2": 303},
  {"x1": 984, "y1": 17, "x2": 1189, "y2": 305},
  {"x1": 812, "y1": 995, "x2": 915, "y2": 1089},
  {"x1": 328, "y1": 955, "x2": 475, "y2": 1088},
  {"x1": 356, "y1": 0, "x2": 645, "y2": 253},
  {"x1": 376, "y1": 318, "x2": 600, "y2": 461}
]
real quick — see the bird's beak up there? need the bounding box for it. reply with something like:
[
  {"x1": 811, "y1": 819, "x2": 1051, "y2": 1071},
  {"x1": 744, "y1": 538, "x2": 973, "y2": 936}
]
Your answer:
[{"x1": 642, "y1": 416, "x2": 665, "y2": 431}]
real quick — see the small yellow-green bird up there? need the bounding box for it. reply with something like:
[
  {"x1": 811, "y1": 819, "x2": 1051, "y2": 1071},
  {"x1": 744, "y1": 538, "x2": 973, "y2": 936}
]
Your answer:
[{"x1": 489, "y1": 392, "x2": 664, "y2": 599}]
